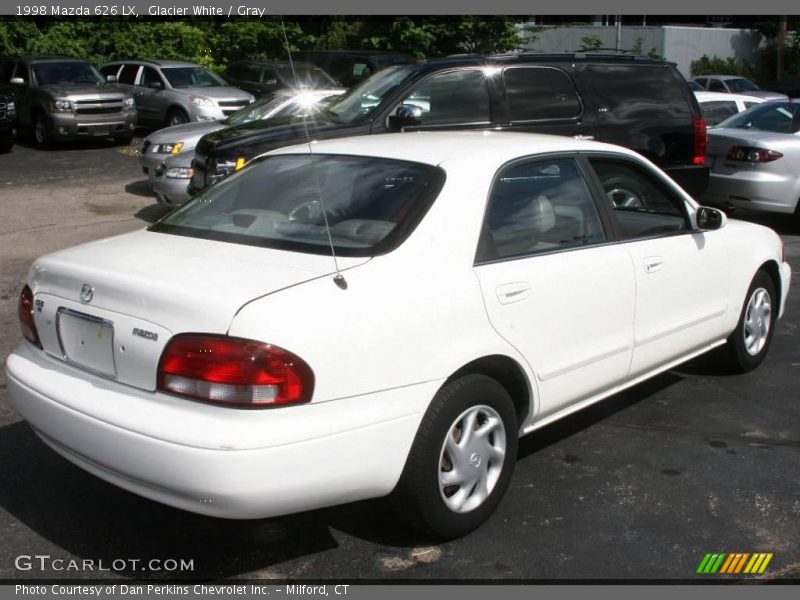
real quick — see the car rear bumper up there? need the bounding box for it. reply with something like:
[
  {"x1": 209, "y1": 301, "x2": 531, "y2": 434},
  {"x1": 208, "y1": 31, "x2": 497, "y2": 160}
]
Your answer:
[
  {"x1": 6, "y1": 342, "x2": 435, "y2": 519},
  {"x1": 702, "y1": 169, "x2": 799, "y2": 214}
]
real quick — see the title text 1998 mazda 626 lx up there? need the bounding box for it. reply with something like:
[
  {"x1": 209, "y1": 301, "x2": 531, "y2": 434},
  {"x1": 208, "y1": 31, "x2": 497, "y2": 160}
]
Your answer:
[{"x1": 6, "y1": 132, "x2": 791, "y2": 538}]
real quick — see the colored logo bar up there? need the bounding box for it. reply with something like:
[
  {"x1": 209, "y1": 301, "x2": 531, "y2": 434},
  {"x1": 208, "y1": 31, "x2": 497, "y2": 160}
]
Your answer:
[{"x1": 696, "y1": 553, "x2": 773, "y2": 574}]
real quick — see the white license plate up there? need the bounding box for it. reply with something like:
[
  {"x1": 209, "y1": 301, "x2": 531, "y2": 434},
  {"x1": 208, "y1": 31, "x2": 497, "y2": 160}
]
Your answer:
[{"x1": 57, "y1": 309, "x2": 116, "y2": 377}]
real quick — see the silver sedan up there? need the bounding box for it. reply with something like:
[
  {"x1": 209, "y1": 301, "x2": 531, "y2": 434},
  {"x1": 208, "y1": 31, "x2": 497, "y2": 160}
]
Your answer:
[{"x1": 701, "y1": 100, "x2": 800, "y2": 220}]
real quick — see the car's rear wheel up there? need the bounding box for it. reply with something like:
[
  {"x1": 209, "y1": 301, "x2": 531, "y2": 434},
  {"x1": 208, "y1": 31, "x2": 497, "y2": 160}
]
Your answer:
[
  {"x1": 166, "y1": 108, "x2": 189, "y2": 127},
  {"x1": 721, "y1": 270, "x2": 776, "y2": 373},
  {"x1": 391, "y1": 374, "x2": 518, "y2": 538}
]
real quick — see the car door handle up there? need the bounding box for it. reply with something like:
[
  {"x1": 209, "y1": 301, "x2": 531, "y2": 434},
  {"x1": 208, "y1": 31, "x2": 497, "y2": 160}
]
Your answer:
[
  {"x1": 643, "y1": 256, "x2": 665, "y2": 274},
  {"x1": 496, "y1": 282, "x2": 531, "y2": 304}
]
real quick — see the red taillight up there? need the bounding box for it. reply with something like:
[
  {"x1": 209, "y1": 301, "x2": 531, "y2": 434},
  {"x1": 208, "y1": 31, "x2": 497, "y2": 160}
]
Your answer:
[
  {"x1": 18, "y1": 285, "x2": 41, "y2": 348},
  {"x1": 726, "y1": 145, "x2": 783, "y2": 163},
  {"x1": 693, "y1": 116, "x2": 707, "y2": 165},
  {"x1": 157, "y1": 334, "x2": 314, "y2": 408}
]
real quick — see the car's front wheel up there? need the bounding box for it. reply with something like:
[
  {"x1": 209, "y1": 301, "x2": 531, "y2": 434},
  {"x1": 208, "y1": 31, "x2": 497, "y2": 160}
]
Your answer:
[
  {"x1": 166, "y1": 108, "x2": 189, "y2": 127},
  {"x1": 722, "y1": 270, "x2": 776, "y2": 373},
  {"x1": 33, "y1": 114, "x2": 53, "y2": 149},
  {"x1": 391, "y1": 374, "x2": 518, "y2": 538}
]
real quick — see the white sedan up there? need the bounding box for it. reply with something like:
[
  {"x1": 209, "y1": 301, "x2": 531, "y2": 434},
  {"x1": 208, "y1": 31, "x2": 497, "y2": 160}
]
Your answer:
[
  {"x1": 7, "y1": 132, "x2": 791, "y2": 538},
  {"x1": 693, "y1": 90, "x2": 766, "y2": 127},
  {"x1": 702, "y1": 100, "x2": 800, "y2": 218}
]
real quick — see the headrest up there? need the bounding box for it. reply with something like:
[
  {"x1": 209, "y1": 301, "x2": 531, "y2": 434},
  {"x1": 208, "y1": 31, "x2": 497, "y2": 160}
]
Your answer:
[{"x1": 522, "y1": 194, "x2": 555, "y2": 233}]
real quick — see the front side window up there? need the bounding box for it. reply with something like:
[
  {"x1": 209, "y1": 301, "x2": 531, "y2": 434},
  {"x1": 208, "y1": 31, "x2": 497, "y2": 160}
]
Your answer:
[
  {"x1": 151, "y1": 154, "x2": 445, "y2": 257},
  {"x1": 708, "y1": 79, "x2": 727, "y2": 92},
  {"x1": 32, "y1": 61, "x2": 104, "y2": 85},
  {"x1": 478, "y1": 158, "x2": 606, "y2": 262},
  {"x1": 400, "y1": 69, "x2": 490, "y2": 126},
  {"x1": 140, "y1": 67, "x2": 163, "y2": 88},
  {"x1": 117, "y1": 64, "x2": 139, "y2": 85},
  {"x1": 726, "y1": 78, "x2": 759, "y2": 92},
  {"x1": 589, "y1": 158, "x2": 689, "y2": 239},
  {"x1": 161, "y1": 67, "x2": 226, "y2": 88},
  {"x1": 503, "y1": 67, "x2": 581, "y2": 121}
]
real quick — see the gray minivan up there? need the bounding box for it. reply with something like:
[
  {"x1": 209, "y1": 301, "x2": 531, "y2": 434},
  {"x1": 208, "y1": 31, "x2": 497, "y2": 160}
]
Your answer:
[{"x1": 100, "y1": 59, "x2": 254, "y2": 127}]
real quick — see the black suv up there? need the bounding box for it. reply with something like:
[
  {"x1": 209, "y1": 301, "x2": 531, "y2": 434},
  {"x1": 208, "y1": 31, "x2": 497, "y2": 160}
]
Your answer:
[
  {"x1": 0, "y1": 85, "x2": 15, "y2": 152},
  {"x1": 190, "y1": 53, "x2": 708, "y2": 195},
  {"x1": 223, "y1": 60, "x2": 338, "y2": 97}
]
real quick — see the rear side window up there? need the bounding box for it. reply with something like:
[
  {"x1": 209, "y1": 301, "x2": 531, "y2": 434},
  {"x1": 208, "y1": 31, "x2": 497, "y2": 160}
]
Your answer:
[
  {"x1": 699, "y1": 100, "x2": 738, "y2": 126},
  {"x1": 478, "y1": 158, "x2": 606, "y2": 262},
  {"x1": 503, "y1": 67, "x2": 581, "y2": 121},
  {"x1": 708, "y1": 79, "x2": 727, "y2": 92},
  {"x1": 582, "y1": 65, "x2": 692, "y2": 118}
]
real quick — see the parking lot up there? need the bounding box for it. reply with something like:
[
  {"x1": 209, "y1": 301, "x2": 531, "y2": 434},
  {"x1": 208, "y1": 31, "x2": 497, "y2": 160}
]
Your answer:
[{"x1": 0, "y1": 137, "x2": 799, "y2": 581}]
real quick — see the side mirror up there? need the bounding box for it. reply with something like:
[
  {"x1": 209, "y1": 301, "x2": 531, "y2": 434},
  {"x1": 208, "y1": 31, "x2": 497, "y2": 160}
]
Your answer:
[
  {"x1": 10, "y1": 77, "x2": 24, "y2": 86},
  {"x1": 388, "y1": 104, "x2": 423, "y2": 130},
  {"x1": 106, "y1": 74, "x2": 117, "y2": 82},
  {"x1": 695, "y1": 206, "x2": 727, "y2": 231},
  {"x1": 148, "y1": 80, "x2": 164, "y2": 90}
]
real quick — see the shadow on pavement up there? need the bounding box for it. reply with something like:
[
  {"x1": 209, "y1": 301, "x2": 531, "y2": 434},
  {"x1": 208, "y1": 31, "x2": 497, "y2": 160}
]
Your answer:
[{"x1": 134, "y1": 203, "x2": 173, "y2": 224}]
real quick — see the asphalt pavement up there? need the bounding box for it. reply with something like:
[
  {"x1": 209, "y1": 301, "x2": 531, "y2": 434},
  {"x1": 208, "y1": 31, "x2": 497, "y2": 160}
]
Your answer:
[{"x1": 0, "y1": 137, "x2": 798, "y2": 581}]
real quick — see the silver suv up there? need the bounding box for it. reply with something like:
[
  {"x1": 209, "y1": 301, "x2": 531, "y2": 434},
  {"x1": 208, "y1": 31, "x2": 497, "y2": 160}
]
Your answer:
[
  {"x1": 101, "y1": 59, "x2": 254, "y2": 127},
  {"x1": 1, "y1": 55, "x2": 137, "y2": 147}
]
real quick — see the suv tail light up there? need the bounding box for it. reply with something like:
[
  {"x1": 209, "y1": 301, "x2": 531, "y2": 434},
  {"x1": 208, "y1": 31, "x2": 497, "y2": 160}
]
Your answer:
[
  {"x1": 18, "y1": 285, "x2": 41, "y2": 348},
  {"x1": 157, "y1": 334, "x2": 314, "y2": 408},
  {"x1": 693, "y1": 116, "x2": 707, "y2": 165},
  {"x1": 726, "y1": 145, "x2": 783, "y2": 163}
]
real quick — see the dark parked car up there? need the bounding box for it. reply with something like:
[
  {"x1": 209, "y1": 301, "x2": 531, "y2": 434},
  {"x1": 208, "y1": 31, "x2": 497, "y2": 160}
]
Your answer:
[
  {"x1": 0, "y1": 55, "x2": 137, "y2": 147},
  {"x1": 223, "y1": 60, "x2": 338, "y2": 97},
  {"x1": 190, "y1": 53, "x2": 709, "y2": 196},
  {"x1": 292, "y1": 50, "x2": 415, "y2": 87},
  {"x1": 0, "y1": 85, "x2": 15, "y2": 152}
]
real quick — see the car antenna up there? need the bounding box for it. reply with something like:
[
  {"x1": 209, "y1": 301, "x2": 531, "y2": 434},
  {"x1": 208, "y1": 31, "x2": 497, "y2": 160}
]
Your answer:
[{"x1": 280, "y1": 17, "x2": 347, "y2": 290}]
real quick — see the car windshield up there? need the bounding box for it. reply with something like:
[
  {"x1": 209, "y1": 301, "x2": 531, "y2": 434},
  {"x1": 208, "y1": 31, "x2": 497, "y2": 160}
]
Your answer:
[
  {"x1": 162, "y1": 67, "x2": 227, "y2": 88},
  {"x1": 325, "y1": 66, "x2": 416, "y2": 123},
  {"x1": 717, "y1": 102, "x2": 800, "y2": 133},
  {"x1": 151, "y1": 154, "x2": 445, "y2": 257},
  {"x1": 725, "y1": 78, "x2": 759, "y2": 92},
  {"x1": 32, "y1": 62, "x2": 104, "y2": 85},
  {"x1": 223, "y1": 92, "x2": 339, "y2": 125},
  {"x1": 275, "y1": 64, "x2": 337, "y2": 87}
]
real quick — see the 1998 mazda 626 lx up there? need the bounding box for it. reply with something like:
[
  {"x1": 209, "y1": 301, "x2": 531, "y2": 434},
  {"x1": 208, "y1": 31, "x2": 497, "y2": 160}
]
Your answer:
[{"x1": 7, "y1": 132, "x2": 792, "y2": 538}]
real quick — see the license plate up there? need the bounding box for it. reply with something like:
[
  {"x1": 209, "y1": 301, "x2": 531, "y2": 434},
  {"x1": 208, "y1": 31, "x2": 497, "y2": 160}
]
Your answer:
[
  {"x1": 57, "y1": 309, "x2": 116, "y2": 377},
  {"x1": 91, "y1": 126, "x2": 111, "y2": 136}
]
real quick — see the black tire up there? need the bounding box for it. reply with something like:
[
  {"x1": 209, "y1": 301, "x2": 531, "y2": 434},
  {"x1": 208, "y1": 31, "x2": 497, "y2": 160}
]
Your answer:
[
  {"x1": 391, "y1": 374, "x2": 518, "y2": 539},
  {"x1": 166, "y1": 108, "x2": 189, "y2": 127},
  {"x1": 601, "y1": 174, "x2": 648, "y2": 209},
  {"x1": 720, "y1": 270, "x2": 776, "y2": 373},
  {"x1": 33, "y1": 113, "x2": 53, "y2": 149}
]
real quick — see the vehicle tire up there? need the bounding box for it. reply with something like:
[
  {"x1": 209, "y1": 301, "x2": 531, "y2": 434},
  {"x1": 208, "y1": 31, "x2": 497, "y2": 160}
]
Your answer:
[
  {"x1": 720, "y1": 270, "x2": 776, "y2": 373},
  {"x1": 33, "y1": 113, "x2": 53, "y2": 149},
  {"x1": 166, "y1": 108, "x2": 189, "y2": 127},
  {"x1": 391, "y1": 374, "x2": 518, "y2": 539}
]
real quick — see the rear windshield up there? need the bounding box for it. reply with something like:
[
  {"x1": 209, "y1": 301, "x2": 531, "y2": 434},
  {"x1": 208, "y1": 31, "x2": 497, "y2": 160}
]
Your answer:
[
  {"x1": 162, "y1": 67, "x2": 226, "y2": 88},
  {"x1": 150, "y1": 154, "x2": 445, "y2": 257},
  {"x1": 717, "y1": 102, "x2": 800, "y2": 133}
]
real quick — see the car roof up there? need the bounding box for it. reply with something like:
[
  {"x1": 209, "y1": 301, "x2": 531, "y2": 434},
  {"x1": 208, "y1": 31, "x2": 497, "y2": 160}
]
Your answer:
[
  {"x1": 11, "y1": 56, "x2": 88, "y2": 63},
  {"x1": 268, "y1": 131, "x2": 635, "y2": 169},
  {"x1": 103, "y1": 59, "x2": 199, "y2": 68},
  {"x1": 694, "y1": 91, "x2": 766, "y2": 103},
  {"x1": 697, "y1": 74, "x2": 752, "y2": 81}
]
